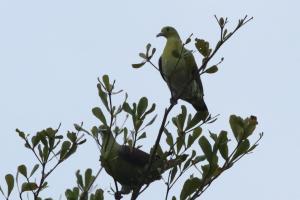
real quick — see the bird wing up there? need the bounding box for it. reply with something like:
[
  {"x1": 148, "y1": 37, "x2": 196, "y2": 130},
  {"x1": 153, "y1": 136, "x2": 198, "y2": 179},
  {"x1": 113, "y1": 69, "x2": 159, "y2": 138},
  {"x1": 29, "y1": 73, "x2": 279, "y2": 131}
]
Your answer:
[
  {"x1": 158, "y1": 56, "x2": 167, "y2": 82},
  {"x1": 183, "y1": 48, "x2": 204, "y2": 94},
  {"x1": 118, "y1": 145, "x2": 150, "y2": 167}
]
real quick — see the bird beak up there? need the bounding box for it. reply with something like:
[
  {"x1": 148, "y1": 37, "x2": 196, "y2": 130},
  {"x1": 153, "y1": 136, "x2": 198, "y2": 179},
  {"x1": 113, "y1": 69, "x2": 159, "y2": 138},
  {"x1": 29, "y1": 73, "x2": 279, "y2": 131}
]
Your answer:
[{"x1": 156, "y1": 32, "x2": 164, "y2": 37}]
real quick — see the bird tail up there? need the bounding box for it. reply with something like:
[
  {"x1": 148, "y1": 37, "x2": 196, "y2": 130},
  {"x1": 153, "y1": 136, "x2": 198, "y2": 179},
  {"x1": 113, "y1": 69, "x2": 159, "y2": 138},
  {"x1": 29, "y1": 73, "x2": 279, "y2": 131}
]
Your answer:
[
  {"x1": 190, "y1": 98, "x2": 209, "y2": 120},
  {"x1": 191, "y1": 98, "x2": 208, "y2": 112}
]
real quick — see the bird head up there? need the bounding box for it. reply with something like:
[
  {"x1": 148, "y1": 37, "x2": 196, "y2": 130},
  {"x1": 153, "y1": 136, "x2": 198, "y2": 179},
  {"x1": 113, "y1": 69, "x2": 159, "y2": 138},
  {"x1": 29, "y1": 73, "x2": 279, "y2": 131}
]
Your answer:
[{"x1": 156, "y1": 26, "x2": 179, "y2": 38}]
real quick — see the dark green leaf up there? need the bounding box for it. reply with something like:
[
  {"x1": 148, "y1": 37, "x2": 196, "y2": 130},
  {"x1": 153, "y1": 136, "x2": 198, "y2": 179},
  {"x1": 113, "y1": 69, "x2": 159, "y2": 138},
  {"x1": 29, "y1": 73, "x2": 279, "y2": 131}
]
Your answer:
[
  {"x1": 185, "y1": 112, "x2": 206, "y2": 131},
  {"x1": 92, "y1": 107, "x2": 107, "y2": 126},
  {"x1": 137, "y1": 97, "x2": 148, "y2": 118},
  {"x1": 67, "y1": 132, "x2": 77, "y2": 143},
  {"x1": 102, "y1": 75, "x2": 111, "y2": 91},
  {"x1": 16, "y1": 129, "x2": 26, "y2": 140},
  {"x1": 229, "y1": 115, "x2": 244, "y2": 142},
  {"x1": 60, "y1": 141, "x2": 71, "y2": 160},
  {"x1": 97, "y1": 83, "x2": 109, "y2": 111},
  {"x1": 30, "y1": 164, "x2": 39, "y2": 177},
  {"x1": 176, "y1": 136, "x2": 184, "y2": 153},
  {"x1": 122, "y1": 102, "x2": 133, "y2": 115},
  {"x1": 76, "y1": 170, "x2": 84, "y2": 189},
  {"x1": 132, "y1": 62, "x2": 146, "y2": 68},
  {"x1": 187, "y1": 127, "x2": 202, "y2": 148},
  {"x1": 195, "y1": 38, "x2": 211, "y2": 57},
  {"x1": 137, "y1": 132, "x2": 146, "y2": 140},
  {"x1": 94, "y1": 189, "x2": 104, "y2": 200},
  {"x1": 139, "y1": 53, "x2": 147, "y2": 59},
  {"x1": 218, "y1": 131, "x2": 229, "y2": 160},
  {"x1": 5, "y1": 174, "x2": 14, "y2": 197},
  {"x1": 21, "y1": 182, "x2": 38, "y2": 192},
  {"x1": 199, "y1": 136, "x2": 213, "y2": 162},
  {"x1": 164, "y1": 128, "x2": 174, "y2": 147},
  {"x1": 232, "y1": 139, "x2": 250, "y2": 160},
  {"x1": 205, "y1": 65, "x2": 218, "y2": 74},
  {"x1": 84, "y1": 169, "x2": 93, "y2": 190},
  {"x1": 180, "y1": 177, "x2": 202, "y2": 200},
  {"x1": 18, "y1": 165, "x2": 27, "y2": 178},
  {"x1": 170, "y1": 166, "x2": 178, "y2": 183}
]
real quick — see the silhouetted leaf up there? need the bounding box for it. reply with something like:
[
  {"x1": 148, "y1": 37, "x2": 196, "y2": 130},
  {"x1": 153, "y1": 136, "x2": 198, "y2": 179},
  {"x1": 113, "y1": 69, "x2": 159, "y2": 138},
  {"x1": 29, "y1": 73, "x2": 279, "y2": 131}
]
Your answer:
[
  {"x1": 21, "y1": 182, "x2": 38, "y2": 192},
  {"x1": 180, "y1": 177, "x2": 202, "y2": 200},
  {"x1": 18, "y1": 165, "x2": 27, "y2": 178},
  {"x1": 137, "y1": 97, "x2": 148, "y2": 118},
  {"x1": 5, "y1": 174, "x2": 14, "y2": 197},
  {"x1": 232, "y1": 139, "x2": 250, "y2": 160},
  {"x1": 30, "y1": 164, "x2": 39, "y2": 177},
  {"x1": 205, "y1": 65, "x2": 218, "y2": 74},
  {"x1": 132, "y1": 62, "x2": 146, "y2": 68},
  {"x1": 199, "y1": 136, "x2": 212, "y2": 162},
  {"x1": 229, "y1": 115, "x2": 244, "y2": 142},
  {"x1": 92, "y1": 107, "x2": 107, "y2": 126},
  {"x1": 187, "y1": 127, "x2": 202, "y2": 148}
]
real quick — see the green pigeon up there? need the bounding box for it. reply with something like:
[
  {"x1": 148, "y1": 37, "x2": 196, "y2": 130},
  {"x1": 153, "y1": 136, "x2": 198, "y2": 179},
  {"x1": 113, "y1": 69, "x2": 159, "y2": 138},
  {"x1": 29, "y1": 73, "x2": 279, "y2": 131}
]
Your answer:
[
  {"x1": 157, "y1": 26, "x2": 208, "y2": 113},
  {"x1": 99, "y1": 126, "x2": 187, "y2": 195}
]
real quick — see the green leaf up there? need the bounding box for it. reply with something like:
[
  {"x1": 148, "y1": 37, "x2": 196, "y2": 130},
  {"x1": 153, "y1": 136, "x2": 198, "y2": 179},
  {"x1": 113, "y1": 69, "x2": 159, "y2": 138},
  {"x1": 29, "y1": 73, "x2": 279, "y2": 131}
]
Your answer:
[
  {"x1": 60, "y1": 141, "x2": 71, "y2": 160},
  {"x1": 218, "y1": 131, "x2": 229, "y2": 160},
  {"x1": 170, "y1": 166, "x2": 178, "y2": 183},
  {"x1": 180, "y1": 177, "x2": 202, "y2": 200},
  {"x1": 199, "y1": 136, "x2": 213, "y2": 162},
  {"x1": 229, "y1": 115, "x2": 244, "y2": 142},
  {"x1": 67, "y1": 132, "x2": 77, "y2": 143},
  {"x1": 244, "y1": 115, "x2": 258, "y2": 138},
  {"x1": 164, "y1": 128, "x2": 174, "y2": 147},
  {"x1": 205, "y1": 65, "x2": 218, "y2": 74},
  {"x1": 139, "y1": 53, "x2": 147, "y2": 59},
  {"x1": 132, "y1": 62, "x2": 146, "y2": 68},
  {"x1": 97, "y1": 83, "x2": 109, "y2": 111},
  {"x1": 5, "y1": 174, "x2": 14, "y2": 197},
  {"x1": 76, "y1": 170, "x2": 84, "y2": 189},
  {"x1": 94, "y1": 189, "x2": 104, "y2": 200},
  {"x1": 30, "y1": 164, "x2": 39, "y2": 177},
  {"x1": 232, "y1": 139, "x2": 250, "y2": 160},
  {"x1": 92, "y1": 107, "x2": 107, "y2": 126},
  {"x1": 185, "y1": 112, "x2": 206, "y2": 131},
  {"x1": 122, "y1": 102, "x2": 133, "y2": 115},
  {"x1": 102, "y1": 74, "x2": 111, "y2": 91},
  {"x1": 84, "y1": 169, "x2": 93, "y2": 191},
  {"x1": 21, "y1": 182, "x2": 38, "y2": 192},
  {"x1": 176, "y1": 136, "x2": 185, "y2": 153},
  {"x1": 137, "y1": 132, "x2": 146, "y2": 140},
  {"x1": 143, "y1": 103, "x2": 156, "y2": 117},
  {"x1": 195, "y1": 38, "x2": 211, "y2": 57},
  {"x1": 18, "y1": 165, "x2": 27, "y2": 178},
  {"x1": 137, "y1": 97, "x2": 148, "y2": 118},
  {"x1": 187, "y1": 127, "x2": 202, "y2": 148},
  {"x1": 16, "y1": 129, "x2": 26, "y2": 140}
]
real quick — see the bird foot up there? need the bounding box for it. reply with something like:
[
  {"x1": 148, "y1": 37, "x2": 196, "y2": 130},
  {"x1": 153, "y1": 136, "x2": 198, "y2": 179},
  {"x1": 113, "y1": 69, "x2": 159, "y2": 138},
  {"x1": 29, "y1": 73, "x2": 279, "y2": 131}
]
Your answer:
[{"x1": 114, "y1": 191, "x2": 123, "y2": 200}]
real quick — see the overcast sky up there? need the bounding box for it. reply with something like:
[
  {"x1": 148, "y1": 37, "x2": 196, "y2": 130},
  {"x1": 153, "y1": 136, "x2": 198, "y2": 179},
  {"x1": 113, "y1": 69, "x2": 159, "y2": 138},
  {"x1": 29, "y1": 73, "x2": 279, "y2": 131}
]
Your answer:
[{"x1": 0, "y1": 0, "x2": 299, "y2": 199}]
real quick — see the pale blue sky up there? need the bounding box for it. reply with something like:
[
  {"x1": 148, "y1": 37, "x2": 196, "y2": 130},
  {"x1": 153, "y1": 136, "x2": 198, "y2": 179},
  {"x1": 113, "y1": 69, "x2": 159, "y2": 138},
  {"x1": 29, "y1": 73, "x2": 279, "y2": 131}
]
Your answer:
[{"x1": 0, "y1": 0, "x2": 299, "y2": 199}]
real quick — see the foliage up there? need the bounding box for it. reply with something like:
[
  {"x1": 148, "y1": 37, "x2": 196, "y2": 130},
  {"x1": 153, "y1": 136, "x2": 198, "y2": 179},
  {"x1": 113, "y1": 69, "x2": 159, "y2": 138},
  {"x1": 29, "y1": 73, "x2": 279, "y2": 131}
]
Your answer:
[{"x1": 0, "y1": 15, "x2": 262, "y2": 200}]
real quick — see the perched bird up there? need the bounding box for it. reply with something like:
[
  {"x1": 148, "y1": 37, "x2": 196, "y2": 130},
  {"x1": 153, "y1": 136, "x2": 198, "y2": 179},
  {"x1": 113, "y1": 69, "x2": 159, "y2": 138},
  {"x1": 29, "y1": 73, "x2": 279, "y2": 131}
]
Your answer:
[
  {"x1": 99, "y1": 126, "x2": 187, "y2": 195},
  {"x1": 157, "y1": 26, "x2": 208, "y2": 113}
]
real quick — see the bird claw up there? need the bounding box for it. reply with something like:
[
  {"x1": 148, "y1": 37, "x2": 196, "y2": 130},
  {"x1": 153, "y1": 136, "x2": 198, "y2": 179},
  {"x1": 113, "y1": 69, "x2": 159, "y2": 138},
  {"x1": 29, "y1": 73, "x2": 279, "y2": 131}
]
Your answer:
[{"x1": 115, "y1": 191, "x2": 123, "y2": 200}]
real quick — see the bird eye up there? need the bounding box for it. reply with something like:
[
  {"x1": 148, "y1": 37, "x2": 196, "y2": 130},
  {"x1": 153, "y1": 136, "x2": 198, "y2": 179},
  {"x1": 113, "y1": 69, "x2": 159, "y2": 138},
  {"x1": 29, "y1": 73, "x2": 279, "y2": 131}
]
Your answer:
[{"x1": 166, "y1": 27, "x2": 170, "y2": 32}]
